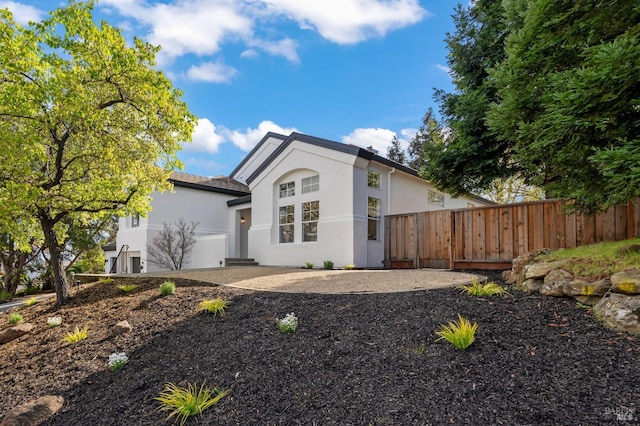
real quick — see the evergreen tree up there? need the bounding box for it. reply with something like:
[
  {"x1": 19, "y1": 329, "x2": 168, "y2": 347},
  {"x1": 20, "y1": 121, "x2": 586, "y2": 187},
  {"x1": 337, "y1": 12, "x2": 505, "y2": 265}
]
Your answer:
[{"x1": 386, "y1": 136, "x2": 407, "y2": 165}]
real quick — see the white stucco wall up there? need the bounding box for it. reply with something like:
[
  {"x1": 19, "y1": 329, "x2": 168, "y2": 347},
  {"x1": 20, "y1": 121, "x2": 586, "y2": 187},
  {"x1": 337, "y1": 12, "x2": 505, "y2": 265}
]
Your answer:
[
  {"x1": 190, "y1": 234, "x2": 228, "y2": 269},
  {"x1": 231, "y1": 135, "x2": 285, "y2": 184},
  {"x1": 248, "y1": 143, "x2": 357, "y2": 268},
  {"x1": 115, "y1": 186, "x2": 237, "y2": 272}
]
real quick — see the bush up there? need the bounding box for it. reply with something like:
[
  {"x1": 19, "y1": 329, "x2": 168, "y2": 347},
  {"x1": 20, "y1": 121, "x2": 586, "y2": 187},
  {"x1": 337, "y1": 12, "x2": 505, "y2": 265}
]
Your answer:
[
  {"x1": 24, "y1": 297, "x2": 38, "y2": 307},
  {"x1": 304, "y1": 262, "x2": 314, "y2": 269},
  {"x1": 117, "y1": 284, "x2": 138, "y2": 293},
  {"x1": 458, "y1": 279, "x2": 508, "y2": 297},
  {"x1": 99, "y1": 277, "x2": 115, "y2": 285},
  {"x1": 156, "y1": 382, "x2": 229, "y2": 426},
  {"x1": 0, "y1": 290, "x2": 12, "y2": 302},
  {"x1": 435, "y1": 314, "x2": 478, "y2": 350},
  {"x1": 195, "y1": 298, "x2": 229, "y2": 316},
  {"x1": 64, "y1": 327, "x2": 88, "y2": 343},
  {"x1": 159, "y1": 281, "x2": 176, "y2": 296},
  {"x1": 8, "y1": 313, "x2": 23, "y2": 325},
  {"x1": 323, "y1": 260, "x2": 334, "y2": 270}
]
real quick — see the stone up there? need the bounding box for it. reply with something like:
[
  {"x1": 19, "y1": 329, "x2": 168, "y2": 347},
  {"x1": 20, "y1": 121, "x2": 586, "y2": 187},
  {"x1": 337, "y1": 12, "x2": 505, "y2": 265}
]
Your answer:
[
  {"x1": 540, "y1": 269, "x2": 574, "y2": 296},
  {"x1": 511, "y1": 249, "x2": 551, "y2": 285},
  {"x1": 0, "y1": 395, "x2": 64, "y2": 426},
  {"x1": 112, "y1": 320, "x2": 132, "y2": 336},
  {"x1": 0, "y1": 323, "x2": 34, "y2": 345},
  {"x1": 523, "y1": 279, "x2": 544, "y2": 292},
  {"x1": 524, "y1": 260, "x2": 569, "y2": 280},
  {"x1": 502, "y1": 270, "x2": 515, "y2": 284},
  {"x1": 615, "y1": 244, "x2": 640, "y2": 256},
  {"x1": 572, "y1": 295, "x2": 603, "y2": 306},
  {"x1": 594, "y1": 293, "x2": 640, "y2": 334},
  {"x1": 562, "y1": 279, "x2": 611, "y2": 297},
  {"x1": 610, "y1": 270, "x2": 640, "y2": 295}
]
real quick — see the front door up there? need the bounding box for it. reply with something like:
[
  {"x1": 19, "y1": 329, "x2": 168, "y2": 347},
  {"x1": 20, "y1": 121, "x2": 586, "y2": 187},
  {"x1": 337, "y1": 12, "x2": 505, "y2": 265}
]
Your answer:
[{"x1": 131, "y1": 257, "x2": 141, "y2": 273}]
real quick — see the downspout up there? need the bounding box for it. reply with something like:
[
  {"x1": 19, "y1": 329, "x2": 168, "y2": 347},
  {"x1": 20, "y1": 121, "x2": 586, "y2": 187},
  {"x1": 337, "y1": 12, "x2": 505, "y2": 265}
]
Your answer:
[
  {"x1": 387, "y1": 167, "x2": 396, "y2": 215},
  {"x1": 385, "y1": 168, "x2": 396, "y2": 269}
]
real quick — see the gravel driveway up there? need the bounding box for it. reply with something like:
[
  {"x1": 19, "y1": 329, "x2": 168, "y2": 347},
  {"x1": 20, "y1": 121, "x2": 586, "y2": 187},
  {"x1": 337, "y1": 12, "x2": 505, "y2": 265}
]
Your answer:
[{"x1": 141, "y1": 266, "x2": 486, "y2": 293}]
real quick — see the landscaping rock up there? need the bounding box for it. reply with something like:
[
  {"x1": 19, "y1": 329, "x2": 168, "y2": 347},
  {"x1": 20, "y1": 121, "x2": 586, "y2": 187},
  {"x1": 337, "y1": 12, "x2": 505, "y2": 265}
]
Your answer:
[
  {"x1": 594, "y1": 293, "x2": 640, "y2": 334},
  {"x1": 562, "y1": 279, "x2": 610, "y2": 297},
  {"x1": 0, "y1": 323, "x2": 34, "y2": 345},
  {"x1": 524, "y1": 260, "x2": 569, "y2": 280},
  {"x1": 112, "y1": 320, "x2": 132, "y2": 336},
  {"x1": 540, "y1": 269, "x2": 574, "y2": 296},
  {"x1": 610, "y1": 270, "x2": 640, "y2": 295},
  {"x1": 502, "y1": 270, "x2": 515, "y2": 284},
  {"x1": 572, "y1": 295, "x2": 603, "y2": 306},
  {"x1": 0, "y1": 395, "x2": 63, "y2": 426},
  {"x1": 512, "y1": 249, "x2": 550, "y2": 285},
  {"x1": 523, "y1": 278, "x2": 544, "y2": 292}
]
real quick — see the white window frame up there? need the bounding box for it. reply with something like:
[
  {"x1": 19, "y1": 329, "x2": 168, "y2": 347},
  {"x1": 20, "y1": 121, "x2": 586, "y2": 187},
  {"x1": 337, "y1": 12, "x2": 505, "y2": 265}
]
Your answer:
[
  {"x1": 302, "y1": 175, "x2": 320, "y2": 194},
  {"x1": 302, "y1": 200, "x2": 319, "y2": 242},
  {"x1": 368, "y1": 170, "x2": 381, "y2": 189},
  {"x1": 368, "y1": 197, "x2": 381, "y2": 241},
  {"x1": 131, "y1": 214, "x2": 140, "y2": 228},
  {"x1": 279, "y1": 181, "x2": 295, "y2": 198},
  {"x1": 279, "y1": 205, "x2": 295, "y2": 243}
]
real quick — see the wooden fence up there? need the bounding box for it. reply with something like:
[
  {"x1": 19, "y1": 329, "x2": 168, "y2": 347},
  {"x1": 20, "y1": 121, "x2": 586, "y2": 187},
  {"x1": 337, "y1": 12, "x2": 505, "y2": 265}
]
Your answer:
[{"x1": 384, "y1": 198, "x2": 640, "y2": 270}]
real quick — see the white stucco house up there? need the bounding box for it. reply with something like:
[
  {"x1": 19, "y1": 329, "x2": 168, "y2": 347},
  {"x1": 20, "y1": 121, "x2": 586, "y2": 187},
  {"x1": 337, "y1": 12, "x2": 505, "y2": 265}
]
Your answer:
[{"x1": 106, "y1": 131, "x2": 491, "y2": 273}]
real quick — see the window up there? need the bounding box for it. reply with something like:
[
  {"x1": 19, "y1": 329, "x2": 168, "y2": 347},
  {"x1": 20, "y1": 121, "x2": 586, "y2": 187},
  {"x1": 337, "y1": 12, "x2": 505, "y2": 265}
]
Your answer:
[
  {"x1": 428, "y1": 190, "x2": 445, "y2": 207},
  {"x1": 302, "y1": 201, "x2": 319, "y2": 242},
  {"x1": 131, "y1": 214, "x2": 140, "y2": 227},
  {"x1": 368, "y1": 170, "x2": 380, "y2": 188},
  {"x1": 279, "y1": 181, "x2": 295, "y2": 198},
  {"x1": 279, "y1": 205, "x2": 294, "y2": 243},
  {"x1": 368, "y1": 197, "x2": 381, "y2": 241},
  {"x1": 302, "y1": 175, "x2": 319, "y2": 193}
]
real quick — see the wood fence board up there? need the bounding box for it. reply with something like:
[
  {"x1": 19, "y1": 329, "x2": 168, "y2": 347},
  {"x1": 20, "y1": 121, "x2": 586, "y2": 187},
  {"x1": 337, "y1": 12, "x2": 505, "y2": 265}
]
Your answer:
[
  {"x1": 515, "y1": 205, "x2": 528, "y2": 256},
  {"x1": 454, "y1": 211, "x2": 465, "y2": 260},
  {"x1": 500, "y1": 206, "x2": 514, "y2": 260},
  {"x1": 463, "y1": 210, "x2": 474, "y2": 260},
  {"x1": 565, "y1": 207, "x2": 577, "y2": 248},
  {"x1": 614, "y1": 204, "x2": 627, "y2": 241},
  {"x1": 485, "y1": 207, "x2": 500, "y2": 260},
  {"x1": 532, "y1": 204, "x2": 545, "y2": 249},
  {"x1": 472, "y1": 209, "x2": 486, "y2": 260}
]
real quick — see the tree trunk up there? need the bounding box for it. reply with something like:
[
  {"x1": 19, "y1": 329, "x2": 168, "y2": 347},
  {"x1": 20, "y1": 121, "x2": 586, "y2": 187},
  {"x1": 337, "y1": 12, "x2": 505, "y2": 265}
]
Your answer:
[{"x1": 40, "y1": 216, "x2": 70, "y2": 305}]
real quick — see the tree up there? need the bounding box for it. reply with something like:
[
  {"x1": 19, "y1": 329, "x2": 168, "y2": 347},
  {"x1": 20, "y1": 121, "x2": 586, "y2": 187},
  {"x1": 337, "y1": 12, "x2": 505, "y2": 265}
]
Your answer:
[
  {"x1": 146, "y1": 218, "x2": 198, "y2": 270},
  {"x1": 488, "y1": 0, "x2": 640, "y2": 211},
  {"x1": 386, "y1": 135, "x2": 406, "y2": 165},
  {"x1": 409, "y1": 108, "x2": 445, "y2": 171},
  {"x1": 424, "y1": 0, "x2": 512, "y2": 196},
  {"x1": 0, "y1": 1, "x2": 195, "y2": 304},
  {"x1": 480, "y1": 177, "x2": 544, "y2": 205}
]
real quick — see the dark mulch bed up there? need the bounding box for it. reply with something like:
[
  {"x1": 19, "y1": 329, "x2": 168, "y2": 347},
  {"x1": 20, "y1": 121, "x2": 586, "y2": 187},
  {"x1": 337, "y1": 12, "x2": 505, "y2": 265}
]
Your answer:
[{"x1": 0, "y1": 272, "x2": 638, "y2": 425}]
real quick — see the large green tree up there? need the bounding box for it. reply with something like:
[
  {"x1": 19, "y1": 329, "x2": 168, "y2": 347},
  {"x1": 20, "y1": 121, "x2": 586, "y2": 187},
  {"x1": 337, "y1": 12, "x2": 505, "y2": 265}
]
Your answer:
[
  {"x1": 424, "y1": 0, "x2": 511, "y2": 196},
  {"x1": 488, "y1": 0, "x2": 640, "y2": 211},
  {"x1": 0, "y1": 1, "x2": 195, "y2": 304}
]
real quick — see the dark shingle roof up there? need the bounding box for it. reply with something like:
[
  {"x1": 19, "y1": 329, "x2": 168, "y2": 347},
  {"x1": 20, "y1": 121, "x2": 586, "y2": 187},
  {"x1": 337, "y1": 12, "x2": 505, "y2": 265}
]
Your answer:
[{"x1": 169, "y1": 171, "x2": 250, "y2": 196}]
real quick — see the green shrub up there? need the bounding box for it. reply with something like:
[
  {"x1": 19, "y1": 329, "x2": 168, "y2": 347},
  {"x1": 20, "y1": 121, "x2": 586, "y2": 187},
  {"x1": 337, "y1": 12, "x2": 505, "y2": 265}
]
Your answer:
[
  {"x1": 195, "y1": 298, "x2": 229, "y2": 316},
  {"x1": 323, "y1": 260, "x2": 334, "y2": 270},
  {"x1": 156, "y1": 382, "x2": 229, "y2": 426},
  {"x1": 304, "y1": 262, "x2": 314, "y2": 269},
  {"x1": 117, "y1": 284, "x2": 138, "y2": 293},
  {"x1": 458, "y1": 279, "x2": 508, "y2": 297},
  {"x1": 8, "y1": 313, "x2": 23, "y2": 325},
  {"x1": 159, "y1": 281, "x2": 176, "y2": 296},
  {"x1": 0, "y1": 290, "x2": 12, "y2": 302},
  {"x1": 99, "y1": 277, "x2": 115, "y2": 285},
  {"x1": 435, "y1": 314, "x2": 478, "y2": 350},
  {"x1": 64, "y1": 327, "x2": 88, "y2": 343}
]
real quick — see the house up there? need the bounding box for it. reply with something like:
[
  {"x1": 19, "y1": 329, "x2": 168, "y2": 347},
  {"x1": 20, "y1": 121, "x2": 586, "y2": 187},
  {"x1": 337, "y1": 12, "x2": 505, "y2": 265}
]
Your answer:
[{"x1": 106, "y1": 131, "x2": 491, "y2": 273}]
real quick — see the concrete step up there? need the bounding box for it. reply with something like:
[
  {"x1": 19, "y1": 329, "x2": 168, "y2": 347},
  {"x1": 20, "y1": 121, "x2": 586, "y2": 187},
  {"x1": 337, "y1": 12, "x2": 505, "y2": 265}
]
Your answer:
[{"x1": 225, "y1": 258, "x2": 260, "y2": 266}]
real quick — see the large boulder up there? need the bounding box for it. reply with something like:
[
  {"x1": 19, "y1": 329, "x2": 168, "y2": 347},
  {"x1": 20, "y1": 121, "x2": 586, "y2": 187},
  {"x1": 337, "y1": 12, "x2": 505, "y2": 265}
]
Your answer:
[
  {"x1": 594, "y1": 293, "x2": 640, "y2": 334},
  {"x1": 540, "y1": 269, "x2": 574, "y2": 296},
  {"x1": 524, "y1": 260, "x2": 569, "y2": 280},
  {"x1": 0, "y1": 323, "x2": 34, "y2": 345},
  {"x1": 562, "y1": 279, "x2": 611, "y2": 297},
  {"x1": 610, "y1": 270, "x2": 640, "y2": 295},
  {"x1": 523, "y1": 279, "x2": 544, "y2": 293},
  {"x1": 511, "y1": 249, "x2": 551, "y2": 285},
  {"x1": 0, "y1": 395, "x2": 63, "y2": 426}
]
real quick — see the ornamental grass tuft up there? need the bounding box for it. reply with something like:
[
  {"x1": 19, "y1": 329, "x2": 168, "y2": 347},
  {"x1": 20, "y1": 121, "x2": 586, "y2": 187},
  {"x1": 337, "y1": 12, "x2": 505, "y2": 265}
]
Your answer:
[
  {"x1": 8, "y1": 313, "x2": 23, "y2": 325},
  {"x1": 156, "y1": 382, "x2": 229, "y2": 426},
  {"x1": 435, "y1": 314, "x2": 478, "y2": 350},
  {"x1": 323, "y1": 260, "x2": 334, "y2": 270},
  {"x1": 195, "y1": 298, "x2": 229, "y2": 316},
  {"x1": 64, "y1": 327, "x2": 88, "y2": 343},
  {"x1": 117, "y1": 284, "x2": 138, "y2": 293},
  {"x1": 159, "y1": 281, "x2": 176, "y2": 296},
  {"x1": 24, "y1": 296, "x2": 38, "y2": 307},
  {"x1": 458, "y1": 279, "x2": 509, "y2": 297}
]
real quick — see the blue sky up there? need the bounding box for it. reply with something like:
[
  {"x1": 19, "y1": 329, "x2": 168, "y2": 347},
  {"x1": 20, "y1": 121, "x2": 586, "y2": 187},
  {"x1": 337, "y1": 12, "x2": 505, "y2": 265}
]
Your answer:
[{"x1": 2, "y1": 0, "x2": 458, "y2": 177}]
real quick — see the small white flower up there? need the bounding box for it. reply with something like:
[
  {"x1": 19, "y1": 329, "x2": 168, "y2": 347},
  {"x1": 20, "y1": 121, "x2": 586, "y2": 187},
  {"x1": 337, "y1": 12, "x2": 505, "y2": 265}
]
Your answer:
[
  {"x1": 278, "y1": 312, "x2": 298, "y2": 333},
  {"x1": 108, "y1": 352, "x2": 129, "y2": 371},
  {"x1": 47, "y1": 316, "x2": 62, "y2": 327}
]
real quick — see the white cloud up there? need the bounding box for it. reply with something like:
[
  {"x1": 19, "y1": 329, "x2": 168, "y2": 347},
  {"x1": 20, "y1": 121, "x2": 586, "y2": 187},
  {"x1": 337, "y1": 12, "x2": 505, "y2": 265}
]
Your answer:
[
  {"x1": 227, "y1": 120, "x2": 298, "y2": 151},
  {"x1": 186, "y1": 61, "x2": 238, "y2": 83},
  {"x1": 342, "y1": 128, "x2": 397, "y2": 155},
  {"x1": 247, "y1": 37, "x2": 299, "y2": 63},
  {"x1": 0, "y1": 1, "x2": 43, "y2": 24},
  {"x1": 240, "y1": 49, "x2": 259, "y2": 58},
  {"x1": 185, "y1": 118, "x2": 226, "y2": 153},
  {"x1": 261, "y1": 0, "x2": 428, "y2": 44},
  {"x1": 434, "y1": 63, "x2": 451, "y2": 74}
]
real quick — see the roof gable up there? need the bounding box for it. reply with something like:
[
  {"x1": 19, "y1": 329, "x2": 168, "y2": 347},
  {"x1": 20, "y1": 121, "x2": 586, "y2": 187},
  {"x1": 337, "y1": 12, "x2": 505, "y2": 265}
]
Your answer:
[{"x1": 170, "y1": 171, "x2": 249, "y2": 196}]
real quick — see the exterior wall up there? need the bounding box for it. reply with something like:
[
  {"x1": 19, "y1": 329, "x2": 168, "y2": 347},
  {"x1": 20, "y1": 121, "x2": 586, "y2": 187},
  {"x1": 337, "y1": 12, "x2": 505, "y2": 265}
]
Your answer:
[
  {"x1": 248, "y1": 143, "x2": 357, "y2": 268},
  {"x1": 231, "y1": 135, "x2": 285, "y2": 184},
  {"x1": 115, "y1": 186, "x2": 236, "y2": 273},
  {"x1": 191, "y1": 234, "x2": 228, "y2": 269}
]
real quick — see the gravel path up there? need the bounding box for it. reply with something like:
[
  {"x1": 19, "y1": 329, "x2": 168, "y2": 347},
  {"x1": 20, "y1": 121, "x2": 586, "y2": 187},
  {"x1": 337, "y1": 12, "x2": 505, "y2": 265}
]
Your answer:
[{"x1": 139, "y1": 266, "x2": 486, "y2": 293}]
